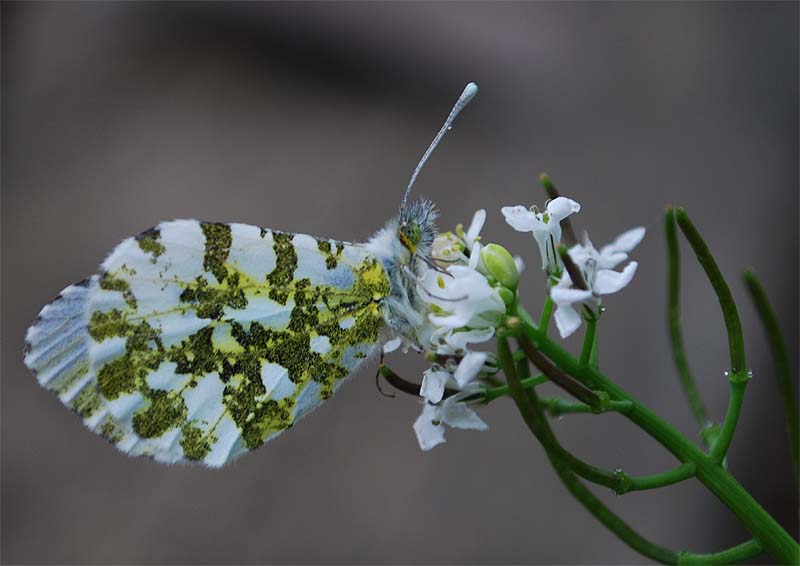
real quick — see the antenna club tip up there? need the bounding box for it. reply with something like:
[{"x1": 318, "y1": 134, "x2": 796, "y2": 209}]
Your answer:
[{"x1": 463, "y1": 82, "x2": 479, "y2": 100}]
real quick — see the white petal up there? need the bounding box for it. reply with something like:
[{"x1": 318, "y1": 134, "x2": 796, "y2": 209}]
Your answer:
[
  {"x1": 445, "y1": 328, "x2": 495, "y2": 351},
  {"x1": 453, "y1": 351, "x2": 488, "y2": 388},
  {"x1": 420, "y1": 369, "x2": 450, "y2": 404},
  {"x1": 513, "y1": 255, "x2": 525, "y2": 274},
  {"x1": 604, "y1": 227, "x2": 646, "y2": 254},
  {"x1": 424, "y1": 265, "x2": 505, "y2": 330},
  {"x1": 529, "y1": 224, "x2": 562, "y2": 272},
  {"x1": 468, "y1": 242, "x2": 482, "y2": 271},
  {"x1": 465, "y1": 209, "x2": 486, "y2": 244},
  {"x1": 440, "y1": 400, "x2": 488, "y2": 431},
  {"x1": 597, "y1": 251, "x2": 628, "y2": 270},
  {"x1": 501, "y1": 206, "x2": 541, "y2": 233},
  {"x1": 546, "y1": 197, "x2": 581, "y2": 221},
  {"x1": 593, "y1": 262, "x2": 638, "y2": 295},
  {"x1": 550, "y1": 287, "x2": 593, "y2": 306},
  {"x1": 554, "y1": 304, "x2": 584, "y2": 338},
  {"x1": 429, "y1": 311, "x2": 470, "y2": 329},
  {"x1": 428, "y1": 327, "x2": 457, "y2": 355},
  {"x1": 567, "y1": 243, "x2": 593, "y2": 267},
  {"x1": 450, "y1": 381, "x2": 483, "y2": 401},
  {"x1": 383, "y1": 337, "x2": 403, "y2": 354},
  {"x1": 413, "y1": 404, "x2": 446, "y2": 451}
]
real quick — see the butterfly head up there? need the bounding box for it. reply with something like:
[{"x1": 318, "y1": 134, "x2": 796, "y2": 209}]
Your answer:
[{"x1": 398, "y1": 198, "x2": 438, "y2": 258}]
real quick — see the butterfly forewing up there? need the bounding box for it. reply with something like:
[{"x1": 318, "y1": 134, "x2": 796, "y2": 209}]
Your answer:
[{"x1": 25, "y1": 220, "x2": 390, "y2": 467}]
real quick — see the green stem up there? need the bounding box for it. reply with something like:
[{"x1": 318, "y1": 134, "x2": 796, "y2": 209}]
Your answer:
[
  {"x1": 539, "y1": 294, "x2": 554, "y2": 332},
  {"x1": 675, "y1": 208, "x2": 750, "y2": 463},
  {"x1": 674, "y1": 208, "x2": 746, "y2": 373},
  {"x1": 711, "y1": 380, "x2": 747, "y2": 464},
  {"x1": 546, "y1": 453, "x2": 682, "y2": 564},
  {"x1": 590, "y1": 330, "x2": 599, "y2": 368},
  {"x1": 499, "y1": 336, "x2": 681, "y2": 563},
  {"x1": 678, "y1": 539, "x2": 762, "y2": 565},
  {"x1": 516, "y1": 318, "x2": 799, "y2": 564},
  {"x1": 541, "y1": 397, "x2": 631, "y2": 417},
  {"x1": 518, "y1": 333, "x2": 600, "y2": 406},
  {"x1": 580, "y1": 318, "x2": 597, "y2": 367},
  {"x1": 665, "y1": 208, "x2": 713, "y2": 432},
  {"x1": 508, "y1": 335, "x2": 695, "y2": 495},
  {"x1": 502, "y1": 336, "x2": 767, "y2": 564},
  {"x1": 519, "y1": 301, "x2": 597, "y2": 397},
  {"x1": 482, "y1": 373, "x2": 548, "y2": 404},
  {"x1": 620, "y1": 462, "x2": 697, "y2": 492},
  {"x1": 743, "y1": 269, "x2": 799, "y2": 483}
]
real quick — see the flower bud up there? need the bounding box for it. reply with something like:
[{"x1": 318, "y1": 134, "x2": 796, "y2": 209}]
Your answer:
[
  {"x1": 497, "y1": 286, "x2": 516, "y2": 307},
  {"x1": 481, "y1": 244, "x2": 519, "y2": 291}
]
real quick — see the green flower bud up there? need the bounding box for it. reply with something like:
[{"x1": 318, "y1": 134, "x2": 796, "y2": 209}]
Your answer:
[
  {"x1": 497, "y1": 287, "x2": 516, "y2": 307},
  {"x1": 481, "y1": 243, "x2": 519, "y2": 291}
]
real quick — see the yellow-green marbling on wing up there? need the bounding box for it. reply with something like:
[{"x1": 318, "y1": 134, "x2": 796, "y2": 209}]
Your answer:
[{"x1": 24, "y1": 219, "x2": 390, "y2": 467}]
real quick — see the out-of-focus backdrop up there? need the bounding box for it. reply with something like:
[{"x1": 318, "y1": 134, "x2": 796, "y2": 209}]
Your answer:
[{"x1": 2, "y1": 2, "x2": 797, "y2": 564}]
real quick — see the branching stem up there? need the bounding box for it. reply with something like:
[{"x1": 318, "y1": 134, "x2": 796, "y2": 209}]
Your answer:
[
  {"x1": 518, "y1": 333, "x2": 599, "y2": 406},
  {"x1": 482, "y1": 374, "x2": 548, "y2": 404},
  {"x1": 498, "y1": 337, "x2": 740, "y2": 564},
  {"x1": 513, "y1": 314, "x2": 798, "y2": 564},
  {"x1": 502, "y1": 335, "x2": 696, "y2": 495}
]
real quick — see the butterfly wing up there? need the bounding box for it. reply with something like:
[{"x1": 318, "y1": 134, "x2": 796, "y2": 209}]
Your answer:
[{"x1": 24, "y1": 220, "x2": 390, "y2": 467}]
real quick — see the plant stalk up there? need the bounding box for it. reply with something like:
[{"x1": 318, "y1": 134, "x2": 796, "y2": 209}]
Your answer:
[{"x1": 516, "y1": 317, "x2": 798, "y2": 564}]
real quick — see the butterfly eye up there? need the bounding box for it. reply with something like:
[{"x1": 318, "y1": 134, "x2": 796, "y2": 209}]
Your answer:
[{"x1": 399, "y1": 221, "x2": 422, "y2": 253}]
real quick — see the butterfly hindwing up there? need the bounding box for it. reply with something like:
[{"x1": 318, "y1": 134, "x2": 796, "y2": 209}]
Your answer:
[{"x1": 25, "y1": 220, "x2": 391, "y2": 467}]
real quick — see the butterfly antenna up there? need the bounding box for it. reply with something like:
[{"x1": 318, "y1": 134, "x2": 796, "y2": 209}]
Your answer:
[{"x1": 400, "y1": 82, "x2": 479, "y2": 210}]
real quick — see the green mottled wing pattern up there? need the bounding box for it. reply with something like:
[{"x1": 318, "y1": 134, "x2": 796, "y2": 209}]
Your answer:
[{"x1": 24, "y1": 220, "x2": 390, "y2": 467}]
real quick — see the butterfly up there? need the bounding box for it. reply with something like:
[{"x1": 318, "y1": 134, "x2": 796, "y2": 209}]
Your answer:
[{"x1": 23, "y1": 83, "x2": 479, "y2": 467}]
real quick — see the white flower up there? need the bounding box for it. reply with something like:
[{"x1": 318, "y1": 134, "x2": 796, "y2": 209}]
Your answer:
[
  {"x1": 413, "y1": 386, "x2": 488, "y2": 451},
  {"x1": 428, "y1": 326, "x2": 495, "y2": 355},
  {"x1": 453, "y1": 351, "x2": 488, "y2": 388},
  {"x1": 402, "y1": 210, "x2": 500, "y2": 452},
  {"x1": 569, "y1": 226, "x2": 646, "y2": 271},
  {"x1": 501, "y1": 197, "x2": 581, "y2": 274},
  {"x1": 419, "y1": 351, "x2": 488, "y2": 404},
  {"x1": 419, "y1": 368, "x2": 451, "y2": 404},
  {"x1": 431, "y1": 209, "x2": 486, "y2": 267},
  {"x1": 551, "y1": 227, "x2": 645, "y2": 338},
  {"x1": 418, "y1": 262, "x2": 505, "y2": 330}
]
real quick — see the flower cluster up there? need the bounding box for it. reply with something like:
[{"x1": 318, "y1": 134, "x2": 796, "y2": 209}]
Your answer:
[
  {"x1": 502, "y1": 195, "x2": 644, "y2": 338},
  {"x1": 389, "y1": 194, "x2": 644, "y2": 451},
  {"x1": 402, "y1": 210, "x2": 520, "y2": 450}
]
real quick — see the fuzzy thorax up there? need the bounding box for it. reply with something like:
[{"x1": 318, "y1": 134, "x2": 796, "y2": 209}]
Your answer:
[{"x1": 365, "y1": 198, "x2": 439, "y2": 340}]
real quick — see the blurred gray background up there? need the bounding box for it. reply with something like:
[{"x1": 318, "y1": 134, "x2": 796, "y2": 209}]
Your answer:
[{"x1": 2, "y1": 2, "x2": 797, "y2": 564}]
